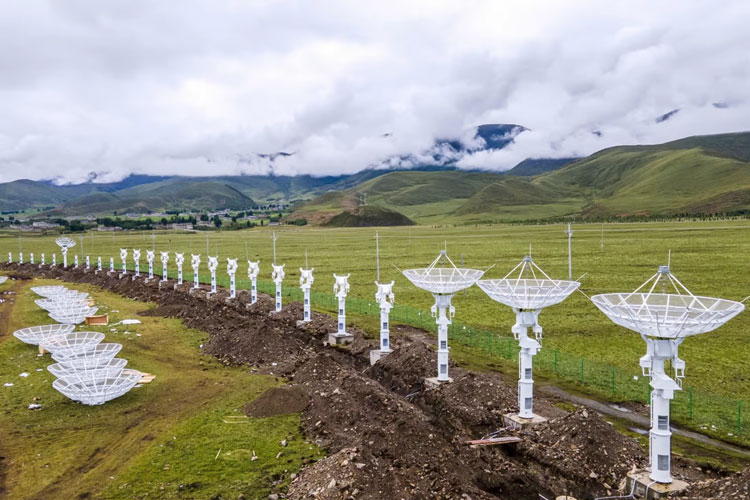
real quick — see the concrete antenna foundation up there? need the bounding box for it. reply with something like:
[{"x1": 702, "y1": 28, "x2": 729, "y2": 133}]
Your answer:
[
  {"x1": 329, "y1": 274, "x2": 353, "y2": 345},
  {"x1": 592, "y1": 264, "x2": 744, "y2": 490},
  {"x1": 403, "y1": 251, "x2": 484, "y2": 384},
  {"x1": 478, "y1": 255, "x2": 579, "y2": 427}
]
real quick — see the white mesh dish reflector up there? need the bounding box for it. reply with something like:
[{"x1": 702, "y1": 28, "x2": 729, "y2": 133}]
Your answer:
[
  {"x1": 31, "y1": 285, "x2": 69, "y2": 297},
  {"x1": 0, "y1": 276, "x2": 7, "y2": 286},
  {"x1": 13, "y1": 324, "x2": 75, "y2": 345},
  {"x1": 48, "y1": 358, "x2": 127, "y2": 381},
  {"x1": 591, "y1": 266, "x2": 744, "y2": 339},
  {"x1": 48, "y1": 306, "x2": 98, "y2": 325},
  {"x1": 477, "y1": 256, "x2": 580, "y2": 310},
  {"x1": 402, "y1": 251, "x2": 484, "y2": 294},
  {"x1": 51, "y1": 343, "x2": 122, "y2": 367},
  {"x1": 39, "y1": 331, "x2": 104, "y2": 356},
  {"x1": 55, "y1": 236, "x2": 76, "y2": 249},
  {"x1": 52, "y1": 369, "x2": 142, "y2": 405}
]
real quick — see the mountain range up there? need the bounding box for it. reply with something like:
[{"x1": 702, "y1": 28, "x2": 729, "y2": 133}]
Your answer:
[{"x1": 1, "y1": 127, "x2": 748, "y2": 225}]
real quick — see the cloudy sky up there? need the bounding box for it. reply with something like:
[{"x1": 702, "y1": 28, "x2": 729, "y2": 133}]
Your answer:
[{"x1": 1, "y1": 0, "x2": 749, "y2": 184}]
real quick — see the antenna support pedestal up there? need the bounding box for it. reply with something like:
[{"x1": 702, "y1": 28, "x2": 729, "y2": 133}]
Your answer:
[{"x1": 511, "y1": 309, "x2": 545, "y2": 421}]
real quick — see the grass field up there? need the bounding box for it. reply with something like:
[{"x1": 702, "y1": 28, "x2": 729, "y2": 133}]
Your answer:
[
  {"x1": 0, "y1": 278, "x2": 322, "y2": 499},
  {"x1": 1, "y1": 220, "x2": 749, "y2": 439}
]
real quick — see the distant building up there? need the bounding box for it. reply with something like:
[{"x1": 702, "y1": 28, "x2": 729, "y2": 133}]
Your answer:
[
  {"x1": 169, "y1": 223, "x2": 194, "y2": 230},
  {"x1": 97, "y1": 225, "x2": 122, "y2": 232},
  {"x1": 32, "y1": 221, "x2": 61, "y2": 229}
]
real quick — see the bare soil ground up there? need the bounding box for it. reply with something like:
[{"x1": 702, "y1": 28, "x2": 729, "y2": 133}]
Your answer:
[{"x1": 2, "y1": 262, "x2": 745, "y2": 500}]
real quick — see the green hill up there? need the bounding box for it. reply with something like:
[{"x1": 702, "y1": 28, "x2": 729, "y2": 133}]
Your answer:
[{"x1": 289, "y1": 132, "x2": 750, "y2": 224}]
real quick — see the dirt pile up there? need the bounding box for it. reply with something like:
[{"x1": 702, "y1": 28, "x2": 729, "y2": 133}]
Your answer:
[
  {"x1": 517, "y1": 408, "x2": 646, "y2": 495},
  {"x1": 677, "y1": 467, "x2": 750, "y2": 499},
  {"x1": 244, "y1": 386, "x2": 311, "y2": 417}
]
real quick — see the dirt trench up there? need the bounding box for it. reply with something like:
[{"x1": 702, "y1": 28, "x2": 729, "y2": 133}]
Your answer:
[{"x1": 1, "y1": 263, "x2": 739, "y2": 500}]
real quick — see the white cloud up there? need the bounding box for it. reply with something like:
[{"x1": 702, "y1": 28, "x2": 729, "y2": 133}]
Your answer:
[{"x1": 0, "y1": 0, "x2": 749, "y2": 183}]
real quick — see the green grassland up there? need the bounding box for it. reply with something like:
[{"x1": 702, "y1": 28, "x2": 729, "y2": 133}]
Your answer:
[
  {"x1": 290, "y1": 132, "x2": 750, "y2": 225},
  {"x1": 0, "y1": 278, "x2": 322, "y2": 499}
]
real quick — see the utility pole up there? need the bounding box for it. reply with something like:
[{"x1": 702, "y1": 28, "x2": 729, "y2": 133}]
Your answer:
[{"x1": 565, "y1": 223, "x2": 573, "y2": 281}]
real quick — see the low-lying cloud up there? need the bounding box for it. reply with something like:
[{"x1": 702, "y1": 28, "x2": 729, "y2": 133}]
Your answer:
[{"x1": 1, "y1": 0, "x2": 749, "y2": 184}]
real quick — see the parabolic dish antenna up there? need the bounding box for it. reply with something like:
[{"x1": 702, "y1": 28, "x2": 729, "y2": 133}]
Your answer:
[
  {"x1": 591, "y1": 264, "x2": 744, "y2": 485},
  {"x1": 591, "y1": 266, "x2": 744, "y2": 339},
  {"x1": 477, "y1": 255, "x2": 580, "y2": 422},
  {"x1": 402, "y1": 250, "x2": 484, "y2": 382},
  {"x1": 51, "y1": 342, "x2": 122, "y2": 367},
  {"x1": 31, "y1": 285, "x2": 69, "y2": 297},
  {"x1": 52, "y1": 368, "x2": 142, "y2": 405},
  {"x1": 39, "y1": 331, "x2": 104, "y2": 356},
  {"x1": 48, "y1": 358, "x2": 127, "y2": 381},
  {"x1": 13, "y1": 324, "x2": 75, "y2": 345},
  {"x1": 48, "y1": 305, "x2": 98, "y2": 325},
  {"x1": 55, "y1": 236, "x2": 76, "y2": 250}
]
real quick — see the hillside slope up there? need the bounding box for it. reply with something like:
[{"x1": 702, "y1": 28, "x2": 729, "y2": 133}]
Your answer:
[{"x1": 290, "y1": 132, "x2": 750, "y2": 224}]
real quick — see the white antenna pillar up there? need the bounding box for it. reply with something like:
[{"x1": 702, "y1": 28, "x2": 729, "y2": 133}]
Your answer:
[
  {"x1": 85, "y1": 255, "x2": 90, "y2": 270},
  {"x1": 299, "y1": 267, "x2": 314, "y2": 322},
  {"x1": 146, "y1": 250, "x2": 155, "y2": 281},
  {"x1": 19, "y1": 251, "x2": 23, "y2": 264},
  {"x1": 40, "y1": 253, "x2": 45, "y2": 267},
  {"x1": 271, "y1": 264, "x2": 285, "y2": 312},
  {"x1": 109, "y1": 256, "x2": 114, "y2": 274},
  {"x1": 248, "y1": 261, "x2": 260, "y2": 304},
  {"x1": 160, "y1": 251, "x2": 169, "y2": 284},
  {"x1": 191, "y1": 254, "x2": 201, "y2": 290},
  {"x1": 227, "y1": 258, "x2": 238, "y2": 298},
  {"x1": 434, "y1": 294, "x2": 454, "y2": 381},
  {"x1": 7, "y1": 252, "x2": 11, "y2": 263},
  {"x1": 565, "y1": 223, "x2": 573, "y2": 281},
  {"x1": 97, "y1": 256, "x2": 102, "y2": 273},
  {"x1": 175, "y1": 253, "x2": 185, "y2": 285},
  {"x1": 207, "y1": 256, "x2": 219, "y2": 295},
  {"x1": 372, "y1": 281, "x2": 395, "y2": 364},
  {"x1": 330, "y1": 274, "x2": 353, "y2": 344},
  {"x1": 119, "y1": 248, "x2": 128, "y2": 277},
  {"x1": 478, "y1": 255, "x2": 580, "y2": 424},
  {"x1": 133, "y1": 249, "x2": 141, "y2": 278},
  {"x1": 30, "y1": 253, "x2": 34, "y2": 265},
  {"x1": 73, "y1": 254, "x2": 78, "y2": 268},
  {"x1": 52, "y1": 254, "x2": 57, "y2": 266}
]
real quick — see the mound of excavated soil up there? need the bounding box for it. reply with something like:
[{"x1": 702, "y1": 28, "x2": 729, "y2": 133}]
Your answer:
[
  {"x1": 677, "y1": 467, "x2": 750, "y2": 499},
  {"x1": 244, "y1": 386, "x2": 311, "y2": 417}
]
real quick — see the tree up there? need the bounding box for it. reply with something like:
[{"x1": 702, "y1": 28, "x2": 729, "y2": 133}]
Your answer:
[
  {"x1": 200, "y1": 214, "x2": 209, "y2": 221},
  {"x1": 160, "y1": 217, "x2": 168, "y2": 226},
  {"x1": 213, "y1": 215, "x2": 222, "y2": 228}
]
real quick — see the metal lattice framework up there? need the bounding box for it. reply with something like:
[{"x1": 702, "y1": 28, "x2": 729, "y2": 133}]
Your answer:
[
  {"x1": 402, "y1": 251, "x2": 485, "y2": 295},
  {"x1": 48, "y1": 358, "x2": 127, "y2": 380},
  {"x1": 476, "y1": 256, "x2": 581, "y2": 310},
  {"x1": 13, "y1": 324, "x2": 75, "y2": 345},
  {"x1": 31, "y1": 285, "x2": 69, "y2": 297},
  {"x1": 591, "y1": 266, "x2": 744, "y2": 339},
  {"x1": 51, "y1": 342, "x2": 122, "y2": 367},
  {"x1": 55, "y1": 236, "x2": 76, "y2": 250},
  {"x1": 48, "y1": 304, "x2": 98, "y2": 325},
  {"x1": 39, "y1": 331, "x2": 104, "y2": 356},
  {"x1": 52, "y1": 368, "x2": 142, "y2": 405}
]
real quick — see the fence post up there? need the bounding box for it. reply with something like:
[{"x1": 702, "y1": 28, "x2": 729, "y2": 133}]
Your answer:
[
  {"x1": 579, "y1": 358, "x2": 584, "y2": 383},
  {"x1": 689, "y1": 386, "x2": 693, "y2": 419},
  {"x1": 554, "y1": 349, "x2": 558, "y2": 375},
  {"x1": 738, "y1": 400, "x2": 743, "y2": 435}
]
